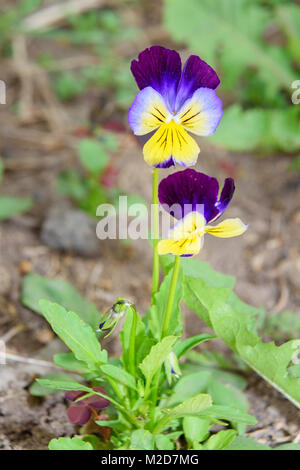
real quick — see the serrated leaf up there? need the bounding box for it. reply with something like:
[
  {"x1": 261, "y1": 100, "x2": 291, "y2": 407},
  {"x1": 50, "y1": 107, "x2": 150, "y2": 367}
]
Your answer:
[
  {"x1": 39, "y1": 300, "x2": 107, "y2": 369},
  {"x1": 22, "y1": 273, "x2": 101, "y2": 329},
  {"x1": 184, "y1": 276, "x2": 300, "y2": 408},
  {"x1": 0, "y1": 195, "x2": 33, "y2": 220},
  {"x1": 49, "y1": 437, "x2": 93, "y2": 450}
]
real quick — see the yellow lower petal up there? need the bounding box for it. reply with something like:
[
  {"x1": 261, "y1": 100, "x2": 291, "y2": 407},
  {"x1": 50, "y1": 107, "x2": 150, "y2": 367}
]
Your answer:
[
  {"x1": 205, "y1": 218, "x2": 247, "y2": 238},
  {"x1": 143, "y1": 121, "x2": 200, "y2": 167},
  {"x1": 158, "y1": 235, "x2": 202, "y2": 256},
  {"x1": 170, "y1": 211, "x2": 205, "y2": 240}
]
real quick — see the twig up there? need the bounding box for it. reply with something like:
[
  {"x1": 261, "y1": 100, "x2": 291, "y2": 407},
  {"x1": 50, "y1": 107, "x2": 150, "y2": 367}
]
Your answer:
[
  {"x1": 22, "y1": 0, "x2": 108, "y2": 32},
  {"x1": 0, "y1": 324, "x2": 25, "y2": 343},
  {"x1": 0, "y1": 352, "x2": 59, "y2": 368}
]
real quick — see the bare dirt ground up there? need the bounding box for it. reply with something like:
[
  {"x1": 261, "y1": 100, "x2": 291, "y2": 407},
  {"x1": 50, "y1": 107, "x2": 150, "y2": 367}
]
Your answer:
[{"x1": 0, "y1": 3, "x2": 300, "y2": 449}]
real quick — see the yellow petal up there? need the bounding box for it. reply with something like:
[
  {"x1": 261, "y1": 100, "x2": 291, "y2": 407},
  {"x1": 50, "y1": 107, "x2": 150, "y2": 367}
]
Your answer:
[
  {"x1": 158, "y1": 235, "x2": 202, "y2": 256},
  {"x1": 143, "y1": 121, "x2": 200, "y2": 167},
  {"x1": 205, "y1": 218, "x2": 248, "y2": 238},
  {"x1": 170, "y1": 211, "x2": 205, "y2": 240}
]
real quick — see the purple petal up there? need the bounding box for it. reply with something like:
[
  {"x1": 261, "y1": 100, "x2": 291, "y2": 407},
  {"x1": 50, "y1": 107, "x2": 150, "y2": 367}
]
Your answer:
[
  {"x1": 131, "y1": 46, "x2": 182, "y2": 112},
  {"x1": 84, "y1": 387, "x2": 110, "y2": 410},
  {"x1": 158, "y1": 169, "x2": 219, "y2": 222},
  {"x1": 155, "y1": 157, "x2": 175, "y2": 168},
  {"x1": 65, "y1": 390, "x2": 85, "y2": 402},
  {"x1": 175, "y1": 55, "x2": 220, "y2": 111},
  {"x1": 215, "y1": 178, "x2": 235, "y2": 218},
  {"x1": 67, "y1": 405, "x2": 92, "y2": 425}
]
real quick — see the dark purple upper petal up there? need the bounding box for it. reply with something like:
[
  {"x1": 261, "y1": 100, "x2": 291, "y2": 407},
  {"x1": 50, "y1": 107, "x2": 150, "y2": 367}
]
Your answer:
[
  {"x1": 215, "y1": 178, "x2": 235, "y2": 218},
  {"x1": 158, "y1": 169, "x2": 219, "y2": 222},
  {"x1": 159, "y1": 170, "x2": 235, "y2": 223},
  {"x1": 67, "y1": 405, "x2": 92, "y2": 425},
  {"x1": 175, "y1": 55, "x2": 220, "y2": 111},
  {"x1": 131, "y1": 46, "x2": 182, "y2": 112}
]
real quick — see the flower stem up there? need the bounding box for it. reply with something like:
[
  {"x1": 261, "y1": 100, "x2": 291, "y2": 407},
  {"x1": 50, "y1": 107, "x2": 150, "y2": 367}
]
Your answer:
[
  {"x1": 128, "y1": 305, "x2": 137, "y2": 402},
  {"x1": 151, "y1": 168, "x2": 160, "y2": 304},
  {"x1": 161, "y1": 255, "x2": 181, "y2": 338}
]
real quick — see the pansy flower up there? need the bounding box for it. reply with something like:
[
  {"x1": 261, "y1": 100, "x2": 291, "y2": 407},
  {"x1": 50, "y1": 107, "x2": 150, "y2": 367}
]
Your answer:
[
  {"x1": 157, "y1": 169, "x2": 247, "y2": 256},
  {"x1": 128, "y1": 46, "x2": 222, "y2": 168},
  {"x1": 65, "y1": 387, "x2": 110, "y2": 425}
]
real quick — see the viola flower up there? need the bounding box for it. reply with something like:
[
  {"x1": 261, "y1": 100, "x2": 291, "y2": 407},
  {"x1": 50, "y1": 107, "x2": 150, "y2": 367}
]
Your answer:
[
  {"x1": 128, "y1": 46, "x2": 222, "y2": 168},
  {"x1": 65, "y1": 387, "x2": 109, "y2": 426},
  {"x1": 157, "y1": 169, "x2": 247, "y2": 257}
]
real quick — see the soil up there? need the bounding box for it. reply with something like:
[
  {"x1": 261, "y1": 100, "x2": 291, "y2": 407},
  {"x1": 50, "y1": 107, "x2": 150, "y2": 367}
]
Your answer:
[{"x1": 0, "y1": 1, "x2": 300, "y2": 450}]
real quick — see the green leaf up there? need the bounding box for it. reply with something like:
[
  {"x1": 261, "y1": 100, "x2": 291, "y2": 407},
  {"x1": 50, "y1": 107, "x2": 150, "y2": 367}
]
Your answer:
[
  {"x1": 130, "y1": 430, "x2": 155, "y2": 450},
  {"x1": 29, "y1": 373, "x2": 75, "y2": 396},
  {"x1": 100, "y1": 364, "x2": 136, "y2": 390},
  {"x1": 39, "y1": 300, "x2": 107, "y2": 369},
  {"x1": 183, "y1": 277, "x2": 232, "y2": 328},
  {"x1": 198, "y1": 405, "x2": 257, "y2": 425},
  {"x1": 174, "y1": 334, "x2": 216, "y2": 359},
  {"x1": 120, "y1": 306, "x2": 154, "y2": 370},
  {"x1": 0, "y1": 195, "x2": 33, "y2": 220},
  {"x1": 53, "y1": 352, "x2": 87, "y2": 371},
  {"x1": 165, "y1": 394, "x2": 212, "y2": 419},
  {"x1": 275, "y1": 443, "x2": 300, "y2": 450},
  {"x1": 161, "y1": 256, "x2": 235, "y2": 289},
  {"x1": 183, "y1": 416, "x2": 210, "y2": 446},
  {"x1": 168, "y1": 371, "x2": 212, "y2": 406},
  {"x1": 37, "y1": 378, "x2": 90, "y2": 393},
  {"x1": 145, "y1": 267, "x2": 183, "y2": 339},
  {"x1": 276, "y1": 4, "x2": 300, "y2": 65},
  {"x1": 225, "y1": 436, "x2": 271, "y2": 450},
  {"x1": 22, "y1": 273, "x2": 101, "y2": 329},
  {"x1": 205, "y1": 430, "x2": 237, "y2": 450},
  {"x1": 210, "y1": 105, "x2": 300, "y2": 153},
  {"x1": 139, "y1": 336, "x2": 178, "y2": 384},
  {"x1": 164, "y1": 0, "x2": 296, "y2": 92},
  {"x1": 78, "y1": 138, "x2": 109, "y2": 175},
  {"x1": 208, "y1": 379, "x2": 249, "y2": 434},
  {"x1": 184, "y1": 276, "x2": 300, "y2": 408},
  {"x1": 49, "y1": 437, "x2": 93, "y2": 450},
  {"x1": 56, "y1": 170, "x2": 87, "y2": 200},
  {"x1": 154, "y1": 434, "x2": 174, "y2": 450}
]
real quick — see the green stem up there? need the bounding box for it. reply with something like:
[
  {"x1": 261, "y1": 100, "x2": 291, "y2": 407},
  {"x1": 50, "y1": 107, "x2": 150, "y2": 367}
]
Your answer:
[
  {"x1": 128, "y1": 305, "x2": 137, "y2": 402},
  {"x1": 151, "y1": 168, "x2": 160, "y2": 304},
  {"x1": 161, "y1": 256, "x2": 181, "y2": 338}
]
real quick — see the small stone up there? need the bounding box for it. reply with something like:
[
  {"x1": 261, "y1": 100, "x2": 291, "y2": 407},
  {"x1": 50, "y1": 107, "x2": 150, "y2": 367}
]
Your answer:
[
  {"x1": 41, "y1": 205, "x2": 100, "y2": 257},
  {"x1": 18, "y1": 260, "x2": 32, "y2": 275}
]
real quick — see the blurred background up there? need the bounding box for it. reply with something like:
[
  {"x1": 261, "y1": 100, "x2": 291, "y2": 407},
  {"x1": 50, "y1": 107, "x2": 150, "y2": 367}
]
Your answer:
[{"x1": 0, "y1": 0, "x2": 300, "y2": 449}]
